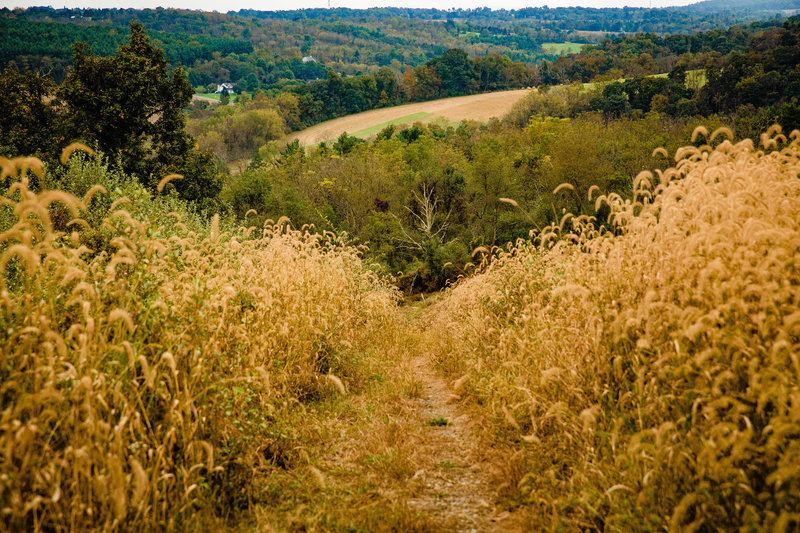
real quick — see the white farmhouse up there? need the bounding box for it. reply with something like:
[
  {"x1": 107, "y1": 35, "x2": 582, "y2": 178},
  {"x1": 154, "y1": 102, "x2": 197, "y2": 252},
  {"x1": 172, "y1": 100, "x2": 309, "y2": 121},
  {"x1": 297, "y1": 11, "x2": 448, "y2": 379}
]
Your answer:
[{"x1": 215, "y1": 83, "x2": 236, "y2": 94}]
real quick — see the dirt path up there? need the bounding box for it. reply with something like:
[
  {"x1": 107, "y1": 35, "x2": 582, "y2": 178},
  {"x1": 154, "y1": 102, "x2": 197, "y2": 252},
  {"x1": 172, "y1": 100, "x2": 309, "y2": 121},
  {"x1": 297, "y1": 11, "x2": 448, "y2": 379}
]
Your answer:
[
  {"x1": 246, "y1": 304, "x2": 520, "y2": 530},
  {"x1": 405, "y1": 350, "x2": 511, "y2": 531},
  {"x1": 192, "y1": 94, "x2": 220, "y2": 104}
]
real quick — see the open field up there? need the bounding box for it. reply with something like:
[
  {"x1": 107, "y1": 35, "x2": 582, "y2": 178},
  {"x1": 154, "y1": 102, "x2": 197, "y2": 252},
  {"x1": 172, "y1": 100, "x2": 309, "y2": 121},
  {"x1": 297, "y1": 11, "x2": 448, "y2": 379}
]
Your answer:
[
  {"x1": 192, "y1": 93, "x2": 221, "y2": 104},
  {"x1": 291, "y1": 89, "x2": 531, "y2": 146},
  {"x1": 351, "y1": 112, "x2": 431, "y2": 139},
  {"x1": 541, "y1": 42, "x2": 585, "y2": 55},
  {"x1": 573, "y1": 29, "x2": 632, "y2": 38}
]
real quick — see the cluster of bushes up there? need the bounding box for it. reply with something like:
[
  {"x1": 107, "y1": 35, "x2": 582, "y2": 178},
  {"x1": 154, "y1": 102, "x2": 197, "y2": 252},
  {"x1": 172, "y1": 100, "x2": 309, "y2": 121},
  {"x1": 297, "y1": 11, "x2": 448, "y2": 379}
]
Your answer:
[
  {"x1": 221, "y1": 112, "x2": 724, "y2": 291},
  {"x1": 186, "y1": 92, "x2": 300, "y2": 162}
]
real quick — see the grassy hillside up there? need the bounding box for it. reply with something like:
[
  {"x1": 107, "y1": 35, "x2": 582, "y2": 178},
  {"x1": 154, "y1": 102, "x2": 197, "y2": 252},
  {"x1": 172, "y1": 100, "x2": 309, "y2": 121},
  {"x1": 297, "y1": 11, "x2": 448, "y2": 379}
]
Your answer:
[
  {"x1": 0, "y1": 148, "x2": 413, "y2": 530},
  {"x1": 3, "y1": 124, "x2": 799, "y2": 530},
  {"x1": 423, "y1": 126, "x2": 800, "y2": 529}
]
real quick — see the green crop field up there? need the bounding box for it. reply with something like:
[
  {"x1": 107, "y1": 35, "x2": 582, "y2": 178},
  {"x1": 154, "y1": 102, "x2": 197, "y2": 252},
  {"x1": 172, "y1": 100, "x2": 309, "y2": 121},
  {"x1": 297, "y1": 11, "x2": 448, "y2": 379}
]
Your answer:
[
  {"x1": 541, "y1": 42, "x2": 585, "y2": 55},
  {"x1": 650, "y1": 68, "x2": 707, "y2": 88}
]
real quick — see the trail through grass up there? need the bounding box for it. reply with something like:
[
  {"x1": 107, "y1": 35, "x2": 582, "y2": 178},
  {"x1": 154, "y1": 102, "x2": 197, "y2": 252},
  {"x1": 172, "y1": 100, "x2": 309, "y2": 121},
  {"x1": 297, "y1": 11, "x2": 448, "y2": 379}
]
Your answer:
[
  {"x1": 404, "y1": 350, "x2": 518, "y2": 531},
  {"x1": 403, "y1": 303, "x2": 503, "y2": 530},
  {"x1": 250, "y1": 302, "x2": 517, "y2": 530},
  {"x1": 4, "y1": 125, "x2": 798, "y2": 531}
]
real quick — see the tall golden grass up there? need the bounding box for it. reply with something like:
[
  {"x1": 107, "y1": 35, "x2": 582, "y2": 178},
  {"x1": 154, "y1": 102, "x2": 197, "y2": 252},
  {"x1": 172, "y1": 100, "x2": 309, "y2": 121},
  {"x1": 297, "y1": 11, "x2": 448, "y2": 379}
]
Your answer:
[
  {"x1": 0, "y1": 152, "x2": 399, "y2": 530},
  {"x1": 424, "y1": 126, "x2": 800, "y2": 530}
]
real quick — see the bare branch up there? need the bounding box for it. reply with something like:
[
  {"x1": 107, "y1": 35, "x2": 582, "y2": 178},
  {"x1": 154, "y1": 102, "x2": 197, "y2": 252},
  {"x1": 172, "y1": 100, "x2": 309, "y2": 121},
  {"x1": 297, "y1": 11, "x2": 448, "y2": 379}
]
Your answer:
[{"x1": 393, "y1": 183, "x2": 452, "y2": 250}]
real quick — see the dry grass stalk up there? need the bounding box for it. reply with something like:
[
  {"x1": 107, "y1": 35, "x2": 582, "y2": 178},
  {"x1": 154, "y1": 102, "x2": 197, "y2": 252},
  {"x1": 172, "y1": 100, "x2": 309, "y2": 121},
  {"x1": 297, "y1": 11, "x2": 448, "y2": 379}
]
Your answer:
[
  {"x1": 0, "y1": 151, "x2": 400, "y2": 531},
  {"x1": 422, "y1": 126, "x2": 800, "y2": 530},
  {"x1": 156, "y1": 174, "x2": 183, "y2": 193}
]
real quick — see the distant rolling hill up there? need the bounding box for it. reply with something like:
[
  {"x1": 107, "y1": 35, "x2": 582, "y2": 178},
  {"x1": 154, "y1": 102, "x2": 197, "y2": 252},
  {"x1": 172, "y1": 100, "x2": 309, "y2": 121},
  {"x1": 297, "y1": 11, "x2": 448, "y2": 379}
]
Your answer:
[{"x1": 681, "y1": 0, "x2": 800, "y2": 13}]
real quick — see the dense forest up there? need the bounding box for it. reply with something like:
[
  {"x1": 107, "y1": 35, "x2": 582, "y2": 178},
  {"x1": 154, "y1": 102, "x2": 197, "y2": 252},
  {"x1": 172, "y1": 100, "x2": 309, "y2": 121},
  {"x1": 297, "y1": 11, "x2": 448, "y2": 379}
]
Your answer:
[{"x1": 2, "y1": 1, "x2": 797, "y2": 88}]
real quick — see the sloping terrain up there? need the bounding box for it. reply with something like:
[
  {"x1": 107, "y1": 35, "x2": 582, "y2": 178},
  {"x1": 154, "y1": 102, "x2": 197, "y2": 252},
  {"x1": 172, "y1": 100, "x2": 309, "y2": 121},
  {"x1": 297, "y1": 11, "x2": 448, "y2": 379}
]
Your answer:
[{"x1": 291, "y1": 89, "x2": 531, "y2": 146}]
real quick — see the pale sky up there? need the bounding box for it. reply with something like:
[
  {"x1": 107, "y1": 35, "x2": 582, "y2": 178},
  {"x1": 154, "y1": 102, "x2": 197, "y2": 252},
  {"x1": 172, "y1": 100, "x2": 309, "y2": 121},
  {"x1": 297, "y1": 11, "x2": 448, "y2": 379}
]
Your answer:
[{"x1": 3, "y1": 0, "x2": 701, "y2": 12}]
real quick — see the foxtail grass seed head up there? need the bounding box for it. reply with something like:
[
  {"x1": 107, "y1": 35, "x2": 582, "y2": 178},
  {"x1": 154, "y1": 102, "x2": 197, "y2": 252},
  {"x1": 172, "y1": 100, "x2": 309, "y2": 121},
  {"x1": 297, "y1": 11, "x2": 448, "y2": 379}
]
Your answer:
[{"x1": 422, "y1": 126, "x2": 800, "y2": 531}]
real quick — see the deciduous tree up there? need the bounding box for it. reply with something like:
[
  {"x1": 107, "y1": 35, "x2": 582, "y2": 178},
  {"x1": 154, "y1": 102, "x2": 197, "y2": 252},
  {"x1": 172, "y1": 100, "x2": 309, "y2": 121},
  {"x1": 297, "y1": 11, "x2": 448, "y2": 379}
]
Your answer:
[{"x1": 59, "y1": 21, "x2": 219, "y2": 202}]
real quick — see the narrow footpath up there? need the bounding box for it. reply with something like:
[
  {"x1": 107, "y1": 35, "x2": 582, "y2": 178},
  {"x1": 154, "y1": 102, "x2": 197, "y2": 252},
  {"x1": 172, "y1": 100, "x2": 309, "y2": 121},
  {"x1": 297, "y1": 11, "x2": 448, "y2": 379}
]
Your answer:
[
  {"x1": 259, "y1": 303, "x2": 524, "y2": 530},
  {"x1": 403, "y1": 345, "x2": 518, "y2": 531}
]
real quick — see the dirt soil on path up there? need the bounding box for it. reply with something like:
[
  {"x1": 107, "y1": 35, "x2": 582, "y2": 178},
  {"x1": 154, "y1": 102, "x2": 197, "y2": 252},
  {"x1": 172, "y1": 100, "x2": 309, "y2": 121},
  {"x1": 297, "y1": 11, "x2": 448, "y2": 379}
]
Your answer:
[
  {"x1": 401, "y1": 307, "x2": 525, "y2": 532},
  {"x1": 254, "y1": 304, "x2": 524, "y2": 531},
  {"x1": 406, "y1": 354, "x2": 499, "y2": 531}
]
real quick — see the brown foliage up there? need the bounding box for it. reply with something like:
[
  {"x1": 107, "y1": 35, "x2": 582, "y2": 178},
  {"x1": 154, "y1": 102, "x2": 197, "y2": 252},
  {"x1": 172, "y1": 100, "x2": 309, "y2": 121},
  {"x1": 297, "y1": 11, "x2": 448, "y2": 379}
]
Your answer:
[
  {"x1": 0, "y1": 153, "x2": 398, "y2": 530},
  {"x1": 424, "y1": 126, "x2": 800, "y2": 530}
]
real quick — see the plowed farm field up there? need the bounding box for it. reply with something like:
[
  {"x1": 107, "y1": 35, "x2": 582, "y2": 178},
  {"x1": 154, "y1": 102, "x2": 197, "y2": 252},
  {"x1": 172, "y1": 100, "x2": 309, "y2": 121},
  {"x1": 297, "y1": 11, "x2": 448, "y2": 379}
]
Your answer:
[{"x1": 291, "y1": 88, "x2": 531, "y2": 146}]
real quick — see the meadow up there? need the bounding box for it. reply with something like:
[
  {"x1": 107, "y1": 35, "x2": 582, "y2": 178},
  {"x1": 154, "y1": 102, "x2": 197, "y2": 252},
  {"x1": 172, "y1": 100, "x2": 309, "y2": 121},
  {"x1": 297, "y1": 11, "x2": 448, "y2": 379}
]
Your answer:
[
  {"x1": 3, "y1": 124, "x2": 799, "y2": 530},
  {"x1": 290, "y1": 89, "x2": 531, "y2": 146},
  {"x1": 0, "y1": 147, "x2": 420, "y2": 530},
  {"x1": 540, "y1": 42, "x2": 585, "y2": 55},
  {"x1": 423, "y1": 126, "x2": 800, "y2": 530},
  {"x1": 194, "y1": 92, "x2": 221, "y2": 101}
]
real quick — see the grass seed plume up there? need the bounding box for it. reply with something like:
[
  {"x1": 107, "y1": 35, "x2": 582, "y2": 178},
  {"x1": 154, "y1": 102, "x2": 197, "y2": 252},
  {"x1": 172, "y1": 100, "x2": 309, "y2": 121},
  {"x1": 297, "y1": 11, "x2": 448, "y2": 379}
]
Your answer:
[
  {"x1": 0, "y1": 150, "x2": 400, "y2": 530},
  {"x1": 423, "y1": 126, "x2": 800, "y2": 530}
]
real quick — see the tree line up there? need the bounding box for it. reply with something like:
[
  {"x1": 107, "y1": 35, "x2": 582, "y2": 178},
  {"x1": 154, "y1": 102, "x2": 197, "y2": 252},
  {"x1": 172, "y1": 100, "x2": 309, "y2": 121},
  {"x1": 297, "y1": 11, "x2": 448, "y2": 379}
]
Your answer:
[
  {"x1": 4, "y1": 4, "x2": 791, "y2": 95},
  {"x1": 543, "y1": 16, "x2": 800, "y2": 136},
  {"x1": 236, "y1": 3, "x2": 787, "y2": 33},
  {"x1": 283, "y1": 49, "x2": 536, "y2": 130},
  {"x1": 0, "y1": 15, "x2": 253, "y2": 83},
  {"x1": 0, "y1": 22, "x2": 220, "y2": 207}
]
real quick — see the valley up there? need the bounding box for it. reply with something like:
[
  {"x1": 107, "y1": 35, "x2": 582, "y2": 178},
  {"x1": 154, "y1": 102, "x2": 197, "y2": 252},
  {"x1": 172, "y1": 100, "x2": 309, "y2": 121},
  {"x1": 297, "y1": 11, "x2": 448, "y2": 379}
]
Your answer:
[{"x1": 1, "y1": 2, "x2": 800, "y2": 531}]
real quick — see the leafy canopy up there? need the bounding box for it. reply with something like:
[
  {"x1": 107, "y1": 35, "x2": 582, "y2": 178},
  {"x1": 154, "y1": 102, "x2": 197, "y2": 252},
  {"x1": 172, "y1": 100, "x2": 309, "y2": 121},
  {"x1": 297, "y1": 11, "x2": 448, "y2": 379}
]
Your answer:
[{"x1": 58, "y1": 21, "x2": 220, "y2": 203}]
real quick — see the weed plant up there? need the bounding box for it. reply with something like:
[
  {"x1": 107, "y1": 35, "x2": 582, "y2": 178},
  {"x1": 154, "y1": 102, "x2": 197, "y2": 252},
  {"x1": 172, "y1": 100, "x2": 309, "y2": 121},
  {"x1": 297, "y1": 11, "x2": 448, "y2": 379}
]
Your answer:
[
  {"x1": 0, "y1": 148, "x2": 399, "y2": 530},
  {"x1": 424, "y1": 126, "x2": 800, "y2": 530}
]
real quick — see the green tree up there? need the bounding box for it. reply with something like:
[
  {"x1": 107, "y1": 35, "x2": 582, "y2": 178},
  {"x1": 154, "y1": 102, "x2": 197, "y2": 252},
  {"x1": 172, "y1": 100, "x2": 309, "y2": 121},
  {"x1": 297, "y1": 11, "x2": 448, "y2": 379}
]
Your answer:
[
  {"x1": 429, "y1": 49, "x2": 478, "y2": 97},
  {"x1": 59, "y1": 21, "x2": 219, "y2": 202},
  {"x1": 332, "y1": 132, "x2": 363, "y2": 155},
  {"x1": 0, "y1": 66, "x2": 61, "y2": 162}
]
